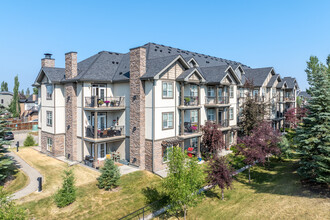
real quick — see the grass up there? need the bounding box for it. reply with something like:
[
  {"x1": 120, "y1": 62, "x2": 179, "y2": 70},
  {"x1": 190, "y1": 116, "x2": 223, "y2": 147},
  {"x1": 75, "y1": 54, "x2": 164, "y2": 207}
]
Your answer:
[
  {"x1": 14, "y1": 148, "x2": 163, "y2": 219},
  {"x1": 3, "y1": 169, "x2": 29, "y2": 194},
  {"x1": 171, "y1": 159, "x2": 330, "y2": 220}
]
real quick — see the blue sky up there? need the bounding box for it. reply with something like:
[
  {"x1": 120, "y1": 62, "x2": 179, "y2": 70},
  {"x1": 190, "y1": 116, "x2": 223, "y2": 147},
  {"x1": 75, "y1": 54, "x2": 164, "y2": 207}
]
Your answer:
[{"x1": 1, "y1": 0, "x2": 329, "y2": 92}]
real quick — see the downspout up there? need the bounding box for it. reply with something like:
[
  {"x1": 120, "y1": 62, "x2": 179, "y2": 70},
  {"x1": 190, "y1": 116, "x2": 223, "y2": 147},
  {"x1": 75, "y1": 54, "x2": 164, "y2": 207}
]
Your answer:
[
  {"x1": 152, "y1": 80, "x2": 155, "y2": 172},
  {"x1": 81, "y1": 83, "x2": 84, "y2": 162}
]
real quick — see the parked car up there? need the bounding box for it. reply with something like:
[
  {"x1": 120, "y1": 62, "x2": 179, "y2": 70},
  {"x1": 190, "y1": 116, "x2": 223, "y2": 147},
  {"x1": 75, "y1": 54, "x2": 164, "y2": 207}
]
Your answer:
[{"x1": 4, "y1": 132, "x2": 14, "y2": 140}]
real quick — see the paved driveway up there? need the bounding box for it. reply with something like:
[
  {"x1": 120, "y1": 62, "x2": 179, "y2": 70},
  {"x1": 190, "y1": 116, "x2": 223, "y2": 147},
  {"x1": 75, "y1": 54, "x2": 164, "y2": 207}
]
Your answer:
[{"x1": 7, "y1": 130, "x2": 38, "y2": 148}]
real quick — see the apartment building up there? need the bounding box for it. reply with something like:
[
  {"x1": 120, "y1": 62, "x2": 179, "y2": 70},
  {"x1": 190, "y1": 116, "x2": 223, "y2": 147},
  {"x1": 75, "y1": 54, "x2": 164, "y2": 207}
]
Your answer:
[{"x1": 33, "y1": 43, "x2": 297, "y2": 172}]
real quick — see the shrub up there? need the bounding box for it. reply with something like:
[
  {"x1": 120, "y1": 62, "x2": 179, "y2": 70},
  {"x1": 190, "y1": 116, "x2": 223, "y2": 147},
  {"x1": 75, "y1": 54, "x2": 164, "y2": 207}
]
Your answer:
[
  {"x1": 54, "y1": 169, "x2": 76, "y2": 208},
  {"x1": 0, "y1": 187, "x2": 26, "y2": 219},
  {"x1": 97, "y1": 159, "x2": 120, "y2": 190},
  {"x1": 23, "y1": 134, "x2": 36, "y2": 147}
]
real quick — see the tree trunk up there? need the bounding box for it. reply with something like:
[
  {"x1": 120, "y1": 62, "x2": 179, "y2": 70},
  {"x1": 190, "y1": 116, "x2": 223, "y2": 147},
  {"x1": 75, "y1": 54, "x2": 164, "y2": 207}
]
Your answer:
[
  {"x1": 248, "y1": 166, "x2": 251, "y2": 183},
  {"x1": 221, "y1": 188, "x2": 224, "y2": 200},
  {"x1": 184, "y1": 204, "x2": 186, "y2": 220}
]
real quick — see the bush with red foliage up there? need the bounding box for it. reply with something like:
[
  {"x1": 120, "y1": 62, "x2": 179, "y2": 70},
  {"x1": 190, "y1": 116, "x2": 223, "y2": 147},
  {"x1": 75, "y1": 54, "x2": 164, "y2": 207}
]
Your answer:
[{"x1": 201, "y1": 121, "x2": 225, "y2": 158}]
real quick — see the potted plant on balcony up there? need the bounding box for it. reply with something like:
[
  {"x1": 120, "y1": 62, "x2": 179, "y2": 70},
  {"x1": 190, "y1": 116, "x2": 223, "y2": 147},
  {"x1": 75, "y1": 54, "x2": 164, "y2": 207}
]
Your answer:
[
  {"x1": 98, "y1": 99, "x2": 104, "y2": 107},
  {"x1": 184, "y1": 97, "x2": 191, "y2": 105},
  {"x1": 191, "y1": 124, "x2": 198, "y2": 131},
  {"x1": 104, "y1": 100, "x2": 110, "y2": 107},
  {"x1": 110, "y1": 101, "x2": 115, "y2": 107}
]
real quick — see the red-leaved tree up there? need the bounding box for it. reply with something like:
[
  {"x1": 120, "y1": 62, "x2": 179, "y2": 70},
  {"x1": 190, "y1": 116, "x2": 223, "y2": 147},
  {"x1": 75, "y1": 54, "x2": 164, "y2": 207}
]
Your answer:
[
  {"x1": 201, "y1": 121, "x2": 225, "y2": 158},
  {"x1": 206, "y1": 156, "x2": 234, "y2": 200},
  {"x1": 285, "y1": 107, "x2": 308, "y2": 128},
  {"x1": 236, "y1": 121, "x2": 281, "y2": 183}
]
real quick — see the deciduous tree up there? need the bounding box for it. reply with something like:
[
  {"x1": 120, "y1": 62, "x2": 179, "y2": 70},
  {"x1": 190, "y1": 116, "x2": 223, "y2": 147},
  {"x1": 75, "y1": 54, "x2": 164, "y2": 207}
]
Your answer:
[
  {"x1": 206, "y1": 156, "x2": 234, "y2": 200},
  {"x1": 201, "y1": 121, "x2": 225, "y2": 158},
  {"x1": 162, "y1": 146, "x2": 204, "y2": 219}
]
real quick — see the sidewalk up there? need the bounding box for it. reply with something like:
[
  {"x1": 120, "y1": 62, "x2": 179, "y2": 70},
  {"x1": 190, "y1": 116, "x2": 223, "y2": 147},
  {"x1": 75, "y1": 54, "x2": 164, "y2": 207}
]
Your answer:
[{"x1": 7, "y1": 151, "x2": 43, "y2": 200}]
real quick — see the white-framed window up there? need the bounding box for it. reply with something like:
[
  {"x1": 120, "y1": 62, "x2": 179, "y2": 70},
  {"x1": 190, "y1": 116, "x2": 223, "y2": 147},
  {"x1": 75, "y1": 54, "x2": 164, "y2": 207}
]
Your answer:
[
  {"x1": 229, "y1": 108, "x2": 234, "y2": 120},
  {"x1": 262, "y1": 88, "x2": 266, "y2": 97},
  {"x1": 47, "y1": 137, "x2": 53, "y2": 152},
  {"x1": 46, "y1": 84, "x2": 53, "y2": 100},
  {"x1": 191, "y1": 110, "x2": 198, "y2": 123},
  {"x1": 207, "y1": 109, "x2": 215, "y2": 121},
  {"x1": 1, "y1": 99, "x2": 3, "y2": 104},
  {"x1": 253, "y1": 89, "x2": 259, "y2": 97},
  {"x1": 162, "y1": 144, "x2": 173, "y2": 162},
  {"x1": 272, "y1": 89, "x2": 276, "y2": 98},
  {"x1": 162, "y1": 112, "x2": 174, "y2": 129},
  {"x1": 240, "y1": 88, "x2": 244, "y2": 98},
  {"x1": 46, "y1": 111, "x2": 52, "y2": 127},
  {"x1": 162, "y1": 82, "x2": 173, "y2": 98},
  {"x1": 230, "y1": 86, "x2": 234, "y2": 98},
  {"x1": 190, "y1": 85, "x2": 198, "y2": 97},
  {"x1": 207, "y1": 86, "x2": 215, "y2": 97}
]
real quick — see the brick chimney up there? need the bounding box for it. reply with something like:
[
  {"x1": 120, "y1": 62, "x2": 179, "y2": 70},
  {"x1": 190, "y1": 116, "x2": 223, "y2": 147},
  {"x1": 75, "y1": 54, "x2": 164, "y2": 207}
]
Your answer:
[
  {"x1": 65, "y1": 52, "x2": 78, "y2": 79},
  {"x1": 41, "y1": 53, "x2": 55, "y2": 67},
  {"x1": 64, "y1": 52, "x2": 78, "y2": 160},
  {"x1": 129, "y1": 46, "x2": 146, "y2": 169}
]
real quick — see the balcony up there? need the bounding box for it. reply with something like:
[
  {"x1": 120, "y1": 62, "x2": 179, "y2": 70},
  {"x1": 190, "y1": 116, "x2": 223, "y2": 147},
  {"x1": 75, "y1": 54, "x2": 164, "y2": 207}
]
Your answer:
[
  {"x1": 180, "y1": 96, "x2": 199, "y2": 107},
  {"x1": 253, "y1": 96, "x2": 265, "y2": 102},
  {"x1": 277, "y1": 96, "x2": 284, "y2": 102},
  {"x1": 284, "y1": 96, "x2": 295, "y2": 102},
  {"x1": 85, "y1": 125, "x2": 125, "y2": 143},
  {"x1": 205, "y1": 96, "x2": 229, "y2": 107},
  {"x1": 184, "y1": 122, "x2": 199, "y2": 134},
  {"x1": 205, "y1": 119, "x2": 229, "y2": 129},
  {"x1": 84, "y1": 96, "x2": 125, "y2": 111}
]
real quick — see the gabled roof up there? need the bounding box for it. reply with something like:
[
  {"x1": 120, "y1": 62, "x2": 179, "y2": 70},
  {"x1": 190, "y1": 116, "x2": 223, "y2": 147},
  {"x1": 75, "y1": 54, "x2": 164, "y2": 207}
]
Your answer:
[
  {"x1": 266, "y1": 74, "x2": 280, "y2": 88},
  {"x1": 298, "y1": 91, "x2": 311, "y2": 98},
  {"x1": 198, "y1": 65, "x2": 241, "y2": 85},
  {"x1": 176, "y1": 68, "x2": 205, "y2": 82},
  {"x1": 283, "y1": 77, "x2": 298, "y2": 89},
  {"x1": 0, "y1": 91, "x2": 13, "y2": 96},
  {"x1": 34, "y1": 67, "x2": 65, "y2": 85},
  {"x1": 243, "y1": 67, "x2": 274, "y2": 87}
]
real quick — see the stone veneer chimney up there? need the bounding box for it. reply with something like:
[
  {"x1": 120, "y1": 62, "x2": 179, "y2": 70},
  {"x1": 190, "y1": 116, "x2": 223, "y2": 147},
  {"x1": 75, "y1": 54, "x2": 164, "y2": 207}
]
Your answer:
[
  {"x1": 129, "y1": 47, "x2": 146, "y2": 169},
  {"x1": 41, "y1": 53, "x2": 55, "y2": 67},
  {"x1": 65, "y1": 52, "x2": 78, "y2": 160}
]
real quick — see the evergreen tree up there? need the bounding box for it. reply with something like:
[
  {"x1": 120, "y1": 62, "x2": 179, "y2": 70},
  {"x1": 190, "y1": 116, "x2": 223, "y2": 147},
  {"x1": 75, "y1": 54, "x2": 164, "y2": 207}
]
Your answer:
[
  {"x1": 97, "y1": 159, "x2": 120, "y2": 190},
  {"x1": 8, "y1": 76, "x2": 20, "y2": 117},
  {"x1": 0, "y1": 187, "x2": 26, "y2": 220},
  {"x1": 54, "y1": 169, "x2": 76, "y2": 208},
  {"x1": 33, "y1": 87, "x2": 38, "y2": 95},
  {"x1": 25, "y1": 88, "x2": 30, "y2": 97},
  {"x1": 0, "y1": 82, "x2": 8, "y2": 92},
  {"x1": 0, "y1": 109, "x2": 15, "y2": 183},
  {"x1": 295, "y1": 56, "x2": 330, "y2": 184}
]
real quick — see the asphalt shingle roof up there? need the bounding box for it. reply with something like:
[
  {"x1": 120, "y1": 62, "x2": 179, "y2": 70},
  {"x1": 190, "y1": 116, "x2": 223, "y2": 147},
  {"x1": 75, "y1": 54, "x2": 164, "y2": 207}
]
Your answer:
[
  {"x1": 42, "y1": 67, "x2": 65, "y2": 83},
  {"x1": 283, "y1": 77, "x2": 297, "y2": 89},
  {"x1": 266, "y1": 74, "x2": 280, "y2": 88},
  {"x1": 199, "y1": 65, "x2": 229, "y2": 84},
  {"x1": 243, "y1": 67, "x2": 273, "y2": 87}
]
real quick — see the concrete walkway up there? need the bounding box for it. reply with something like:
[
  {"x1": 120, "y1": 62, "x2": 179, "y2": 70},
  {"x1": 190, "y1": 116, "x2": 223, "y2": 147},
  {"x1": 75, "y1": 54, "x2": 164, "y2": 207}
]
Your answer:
[{"x1": 7, "y1": 151, "x2": 43, "y2": 200}]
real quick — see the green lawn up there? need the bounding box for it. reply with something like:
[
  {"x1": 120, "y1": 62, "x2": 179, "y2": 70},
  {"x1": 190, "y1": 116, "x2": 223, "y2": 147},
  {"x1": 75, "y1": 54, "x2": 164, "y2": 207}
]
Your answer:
[
  {"x1": 177, "y1": 159, "x2": 330, "y2": 220},
  {"x1": 4, "y1": 169, "x2": 29, "y2": 195}
]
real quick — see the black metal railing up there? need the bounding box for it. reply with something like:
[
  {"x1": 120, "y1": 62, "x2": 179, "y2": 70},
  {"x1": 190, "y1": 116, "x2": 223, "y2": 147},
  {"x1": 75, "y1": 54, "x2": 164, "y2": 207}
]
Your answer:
[
  {"x1": 181, "y1": 96, "x2": 199, "y2": 106},
  {"x1": 85, "y1": 125, "x2": 125, "y2": 139},
  {"x1": 205, "y1": 119, "x2": 229, "y2": 128},
  {"x1": 183, "y1": 122, "x2": 199, "y2": 134},
  {"x1": 85, "y1": 96, "x2": 125, "y2": 108}
]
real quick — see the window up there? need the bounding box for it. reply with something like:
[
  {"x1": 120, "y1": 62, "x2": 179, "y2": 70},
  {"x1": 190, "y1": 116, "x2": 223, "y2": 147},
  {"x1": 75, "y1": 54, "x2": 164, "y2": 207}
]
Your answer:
[
  {"x1": 191, "y1": 110, "x2": 198, "y2": 123},
  {"x1": 207, "y1": 109, "x2": 215, "y2": 121},
  {"x1": 229, "y1": 108, "x2": 234, "y2": 120},
  {"x1": 240, "y1": 88, "x2": 244, "y2": 98},
  {"x1": 98, "y1": 143, "x2": 107, "y2": 159},
  {"x1": 207, "y1": 86, "x2": 215, "y2": 97},
  {"x1": 253, "y1": 89, "x2": 259, "y2": 97},
  {"x1": 47, "y1": 137, "x2": 53, "y2": 152},
  {"x1": 190, "y1": 85, "x2": 198, "y2": 97},
  {"x1": 162, "y1": 144, "x2": 173, "y2": 162},
  {"x1": 230, "y1": 86, "x2": 234, "y2": 98},
  {"x1": 46, "y1": 84, "x2": 53, "y2": 100},
  {"x1": 272, "y1": 89, "x2": 276, "y2": 98},
  {"x1": 46, "y1": 111, "x2": 52, "y2": 126},
  {"x1": 262, "y1": 88, "x2": 266, "y2": 97},
  {"x1": 162, "y1": 112, "x2": 173, "y2": 129},
  {"x1": 229, "y1": 132, "x2": 234, "y2": 144},
  {"x1": 162, "y1": 82, "x2": 173, "y2": 98},
  {"x1": 266, "y1": 88, "x2": 270, "y2": 93}
]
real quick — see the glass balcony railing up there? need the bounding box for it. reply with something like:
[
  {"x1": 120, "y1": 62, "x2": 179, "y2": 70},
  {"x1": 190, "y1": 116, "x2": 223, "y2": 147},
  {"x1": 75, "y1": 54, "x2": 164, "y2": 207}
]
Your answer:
[{"x1": 85, "y1": 96, "x2": 125, "y2": 108}]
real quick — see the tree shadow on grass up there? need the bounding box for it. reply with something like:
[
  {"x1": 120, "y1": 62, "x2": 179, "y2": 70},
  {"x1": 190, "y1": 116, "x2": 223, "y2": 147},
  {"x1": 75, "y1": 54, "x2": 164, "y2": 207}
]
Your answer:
[
  {"x1": 234, "y1": 159, "x2": 330, "y2": 198},
  {"x1": 142, "y1": 187, "x2": 169, "y2": 212}
]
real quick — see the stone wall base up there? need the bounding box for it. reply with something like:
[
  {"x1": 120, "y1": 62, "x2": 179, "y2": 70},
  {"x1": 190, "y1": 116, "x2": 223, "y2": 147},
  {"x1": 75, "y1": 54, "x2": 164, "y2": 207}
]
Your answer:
[{"x1": 41, "y1": 131, "x2": 65, "y2": 157}]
